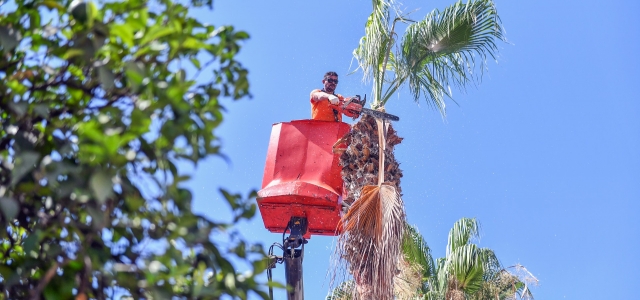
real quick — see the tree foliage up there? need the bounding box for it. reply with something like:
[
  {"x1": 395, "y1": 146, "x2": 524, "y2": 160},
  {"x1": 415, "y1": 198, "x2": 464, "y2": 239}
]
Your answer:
[{"x1": 0, "y1": 0, "x2": 268, "y2": 299}]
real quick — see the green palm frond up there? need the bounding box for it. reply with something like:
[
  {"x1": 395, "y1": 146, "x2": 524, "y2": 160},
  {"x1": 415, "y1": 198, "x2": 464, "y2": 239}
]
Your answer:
[
  {"x1": 353, "y1": 0, "x2": 506, "y2": 114},
  {"x1": 424, "y1": 290, "x2": 445, "y2": 300},
  {"x1": 353, "y1": 0, "x2": 395, "y2": 103},
  {"x1": 445, "y1": 244, "x2": 485, "y2": 295},
  {"x1": 354, "y1": 0, "x2": 393, "y2": 80},
  {"x1": 478, "y1": 248, "x2": 502, "y2": 281},
  {"x1": 446, "y1": 217, "x2": 480, "y2": 256},
  {"x1": 435, "y1": 257, "x2": 448, "y2": 294},
  {"x1": 402, "y1": 223, "x2": 436, "y2": 282},
  {"x1": 394, "y1": 0, "x2": 505, "y2": 115}
]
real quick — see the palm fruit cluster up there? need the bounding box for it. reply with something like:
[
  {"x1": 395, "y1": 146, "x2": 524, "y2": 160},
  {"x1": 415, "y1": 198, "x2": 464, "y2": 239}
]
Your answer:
[{"x1": 339, "y1": 114, "x2": 404, "y2": 206}]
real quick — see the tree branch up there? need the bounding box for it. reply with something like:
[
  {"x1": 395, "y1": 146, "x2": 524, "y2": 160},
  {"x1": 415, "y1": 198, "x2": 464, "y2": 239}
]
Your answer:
[{"x1": 30, "y1": 258, "x2": 70, "y2": 300}]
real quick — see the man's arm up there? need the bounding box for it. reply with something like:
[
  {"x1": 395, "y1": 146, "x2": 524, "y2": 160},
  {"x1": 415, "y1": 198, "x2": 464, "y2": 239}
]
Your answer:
[
  {"x1": 310, "y1": 90, "x2": 340, "y2": 104},
  {"x1": 310, "y1": 90, "x2": 329, "y2": 103}
]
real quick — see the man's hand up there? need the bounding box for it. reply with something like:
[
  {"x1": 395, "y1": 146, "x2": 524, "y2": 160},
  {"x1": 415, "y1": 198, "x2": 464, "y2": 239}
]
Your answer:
[{"x1": 328, "y1": 94, "x2": 340, "y2": 105}]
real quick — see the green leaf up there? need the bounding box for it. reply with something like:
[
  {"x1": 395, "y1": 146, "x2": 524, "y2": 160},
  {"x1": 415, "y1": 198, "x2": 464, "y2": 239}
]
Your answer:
[
  {"x1": 23, "y1": 230, "x2": 43, "y2": 254},
  {"x1": 0, "y1": 265, "x2": 13, "y2": 278},
  {"x1": 0, "y1": 197, "x2": 19, "y2": 221},
  {"x1": 44, "y1": 277, "x2": 73, "y2": 300},
  {"x1": 220, "y1": 189, "x2": 239, "y2": 209},
  {"x1": 140, "y1": 25, "x2": 176, "y2": 45},
  {"x1": 67, "y1": 65, "x2": 85, "y2": 79},
  {"x1": 89, "y1": 170, "x2": 114, "y2": 203},
  {"x1": 190, "y1": 57, "x2": 201, "y2": 68},
  {"x1": 7, "y1": 101, "x2": 28, "y2": 117},
  {"x1": 125, "y1": 61, "x2": 145, "y2": 91},
  {"x1": 61, "y1": 48, "x2": 84, "y2": 60},
  {"x1": 0, "y1": 26, "x2": 21, "y2": 53},
  {"x1": 447, "y1": 218, "x2": 480, "y2": 256},
  {"x1": 87, "y1": 206, "x2": 106, "y2": 228},
  {"x1": 6, "y1": 80, "x2": 28, "y2": 95},
  {"x1": 234, "y1": 31, "x2": 250, "y2": 39},
  {"x1": 98, "y1": 66, "x2": 115, "y2": 90},
  {"x1": 68, "y1": 260, "x2": 83, "y2": 271},
  {"x1": 29, "y1": 10, "x2": 42, "y2": 30},
  {"x1": 33, "y1": 104, "x2": 50, "y2": 117},
  {"x1": 68, "y1": 87, "x2": 84, "y2": 101},
  {"x1": 11, "y1": 151, "x2": 40, "y2": 186},
  {"x1": 182, "y1": 37, "x2": 206, "y2": 50},
  {"x1": 111, "y1": 24, "x2": 134, "y2": 47},
  {"x1": 41, "y1": 0, "x2": 65, "y2": 11},
  {"x1": 240, "y1": 203, "x2": 256, "y2": 220}
]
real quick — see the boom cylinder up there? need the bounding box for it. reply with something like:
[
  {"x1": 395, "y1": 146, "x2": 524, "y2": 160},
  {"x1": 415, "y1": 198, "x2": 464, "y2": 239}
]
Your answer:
[{"x1": 284, "y1": 249, "x2": 304, "y2": 300}]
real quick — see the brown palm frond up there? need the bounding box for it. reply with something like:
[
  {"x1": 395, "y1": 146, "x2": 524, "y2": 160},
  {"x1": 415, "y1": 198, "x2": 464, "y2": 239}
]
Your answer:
[
  {"x1": 333, "y1": 131, "x2": 352, "y2": 155},
  {"x1": 336, "y1": 183, "x2": 405, "y2": 299}
]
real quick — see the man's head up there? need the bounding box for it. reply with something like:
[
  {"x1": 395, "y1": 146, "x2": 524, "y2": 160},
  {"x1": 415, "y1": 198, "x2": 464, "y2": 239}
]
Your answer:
[{"x1": 322, "y1": 71, "x2": 338, "y2": 94}]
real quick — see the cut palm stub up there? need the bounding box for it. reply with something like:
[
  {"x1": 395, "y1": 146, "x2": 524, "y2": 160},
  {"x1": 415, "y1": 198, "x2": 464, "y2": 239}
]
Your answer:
[
  {"x1": 338, "y1": 115, "x2": 404, "y2": 205},
  {"x1": 333, "y1": 114, "x2": 406, "y2": 299}
]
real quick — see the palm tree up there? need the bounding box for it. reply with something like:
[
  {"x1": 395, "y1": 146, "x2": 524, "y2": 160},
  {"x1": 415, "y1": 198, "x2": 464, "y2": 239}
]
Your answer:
[
  {"x1": 328, "y1": 218, "x2": 537, "y2": 300},
  {"x1": 405, "y1": 218, "x2": 537, "y2": 300},
  {"x1": 334, "y1": 0, "x2": 506, "y2": 298}
]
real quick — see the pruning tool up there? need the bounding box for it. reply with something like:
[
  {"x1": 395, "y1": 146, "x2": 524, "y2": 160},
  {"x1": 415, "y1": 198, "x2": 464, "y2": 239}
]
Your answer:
[{"x1": 342, "y1": 94, "x2": 400, "y2": 122}]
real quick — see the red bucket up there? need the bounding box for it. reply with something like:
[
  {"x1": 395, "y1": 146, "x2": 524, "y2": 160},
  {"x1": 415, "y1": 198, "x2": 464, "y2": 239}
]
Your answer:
[{"x1": 257, "y1": 120, "x2": 350, "y2": 238}]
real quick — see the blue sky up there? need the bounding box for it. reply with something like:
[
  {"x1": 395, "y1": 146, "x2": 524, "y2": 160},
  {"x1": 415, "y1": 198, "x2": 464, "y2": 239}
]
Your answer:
[{"x1": 184, "y1": 0, "x2": 640, "y2": 299}]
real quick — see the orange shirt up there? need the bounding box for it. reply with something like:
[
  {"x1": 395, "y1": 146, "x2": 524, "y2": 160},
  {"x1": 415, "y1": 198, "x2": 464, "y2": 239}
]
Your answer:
[{"x1": 310, "y1": 89, "x2": 344, "y2": 122}]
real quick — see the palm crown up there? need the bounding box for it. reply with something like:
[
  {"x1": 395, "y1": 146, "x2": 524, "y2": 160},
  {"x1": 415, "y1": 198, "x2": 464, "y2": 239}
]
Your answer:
[{"x1": 353, "y1": 0, "x2": 505, "y2": 116}]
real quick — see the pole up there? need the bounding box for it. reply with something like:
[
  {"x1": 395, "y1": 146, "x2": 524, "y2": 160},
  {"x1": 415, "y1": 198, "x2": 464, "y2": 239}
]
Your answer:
[{"x1": 284, "y1": 248, "x2": 304, "y2": 300}]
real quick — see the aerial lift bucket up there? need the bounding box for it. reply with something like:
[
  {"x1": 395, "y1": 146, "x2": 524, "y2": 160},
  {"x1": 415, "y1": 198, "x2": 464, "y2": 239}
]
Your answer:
[
  {"x1": 257, "y1": 119, "x2": 350, "y2": 238},
  {"x1": 257, "y1": 119, "x2": 350, "y2": 300}
]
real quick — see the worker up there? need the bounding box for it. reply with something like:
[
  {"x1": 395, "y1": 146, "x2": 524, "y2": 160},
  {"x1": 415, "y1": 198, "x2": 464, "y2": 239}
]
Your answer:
[{"x1": 310, "y1": 71, "x2": 359, "y2": 122}]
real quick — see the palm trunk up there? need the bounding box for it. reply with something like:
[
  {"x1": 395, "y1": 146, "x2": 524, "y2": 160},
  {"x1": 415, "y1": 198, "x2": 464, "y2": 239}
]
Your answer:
[
  {"x1": 446, "y1": 277, "x2": 466, "y2": 300},
  {"x1": 340, "y1": 115, "x2": 403, "y2": 206},
  {"x1": 335, "y1": 114, "x2": 405, "y2": 299}
]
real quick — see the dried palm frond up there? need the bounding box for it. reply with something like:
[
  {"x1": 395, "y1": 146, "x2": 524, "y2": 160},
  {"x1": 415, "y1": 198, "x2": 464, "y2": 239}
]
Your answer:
[
  {"x1": 336, "y1": 183, "x2": 405, "y2": 299},
  {"x1": 507, "y1": 264, "x2": 539, "y2": 289}
]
